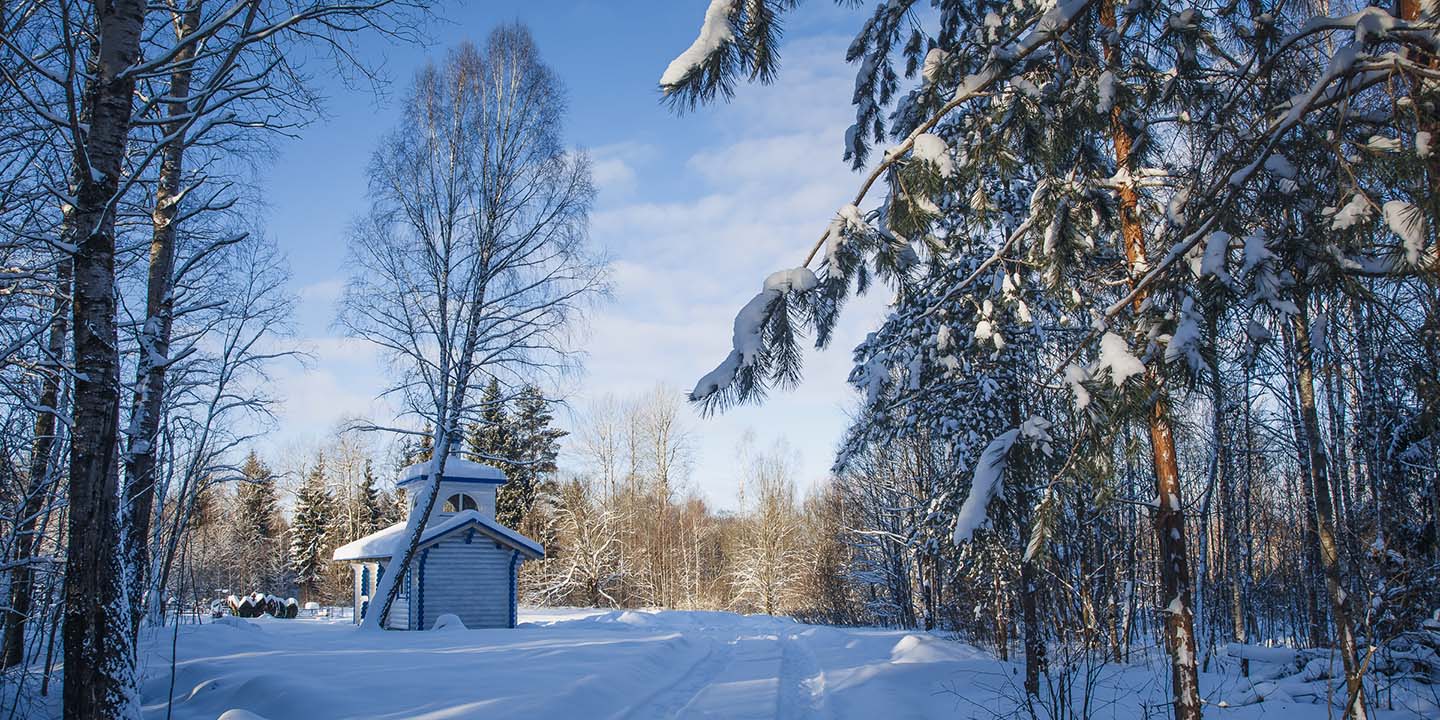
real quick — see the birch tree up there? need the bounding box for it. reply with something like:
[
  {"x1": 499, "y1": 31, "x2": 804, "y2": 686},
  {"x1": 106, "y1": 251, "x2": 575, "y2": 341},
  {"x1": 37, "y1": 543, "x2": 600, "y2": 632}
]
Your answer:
[
  {"x1": 731, "y1": 439, "x2": 804, "y2": 615},
  {"x1": 341, "y1": 25, "x2": 604, "y2": 630}
]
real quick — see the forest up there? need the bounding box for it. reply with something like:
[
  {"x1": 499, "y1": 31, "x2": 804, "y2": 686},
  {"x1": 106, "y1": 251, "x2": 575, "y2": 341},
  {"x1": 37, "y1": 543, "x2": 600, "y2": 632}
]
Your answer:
[{"x1": 1, "y1": 1, "x2": 1439, "y2": 719}]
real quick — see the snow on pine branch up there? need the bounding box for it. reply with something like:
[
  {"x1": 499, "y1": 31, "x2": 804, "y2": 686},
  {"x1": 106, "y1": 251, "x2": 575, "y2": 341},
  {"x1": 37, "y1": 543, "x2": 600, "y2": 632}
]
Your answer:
[
  {"x1": 953, "y1": 416, "x2": 1052, "y2": 544},
  {"x1": 658, "y1": 0, "x2": 798, "y2": 109},
  {"x1": 1382, "y1": 200, "x2": 1429, "y2": 267},
  {"x1": 660, "y1": 0, "x2": 737, "y2": 89},
  {"x1": 1094, "y1": 332, "x2": 1145, "y2": 387},
  {"x1": 818, "y1": 204, "x2": 870, "y2": 265},
  {"x1": 690, "y1": 267, "x2": 817, "y2": 410}
]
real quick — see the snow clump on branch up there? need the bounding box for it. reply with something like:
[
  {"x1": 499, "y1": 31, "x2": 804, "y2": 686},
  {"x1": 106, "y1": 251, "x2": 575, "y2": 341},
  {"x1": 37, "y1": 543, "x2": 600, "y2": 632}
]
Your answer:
[
  {"x1": 660, "y1": 0, "x2": 736, "y2": 89},
  {"x1": 952, "y1": 416, "x2": 1053, "y2": 544},
  {"x1": 911, "y1": 133, "x2": 954, "y2": 177},
  {"x1": 690, "y1": 267, "x2": 817, "y2": 402}
]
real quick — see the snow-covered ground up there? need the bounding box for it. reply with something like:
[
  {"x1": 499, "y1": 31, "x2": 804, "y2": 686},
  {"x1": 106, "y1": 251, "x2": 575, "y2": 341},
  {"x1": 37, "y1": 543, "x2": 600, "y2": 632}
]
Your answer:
[{"x1": 27, "y1": 608, "x2": 1431, "y2": 719}]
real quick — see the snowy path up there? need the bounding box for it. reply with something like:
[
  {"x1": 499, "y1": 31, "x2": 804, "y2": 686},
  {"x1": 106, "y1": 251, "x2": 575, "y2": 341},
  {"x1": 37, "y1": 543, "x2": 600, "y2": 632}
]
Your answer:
[
  {"x1": 92, "y1": 608, "x2": 1418, "y2": 720},
  {"x1": 623, "y1": 630, "x2": 820, "y2": 719}
]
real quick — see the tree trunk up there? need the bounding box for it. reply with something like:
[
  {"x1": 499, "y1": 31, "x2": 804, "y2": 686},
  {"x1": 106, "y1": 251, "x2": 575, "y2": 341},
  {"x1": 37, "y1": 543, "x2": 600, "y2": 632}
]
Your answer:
[
  {"x1": 1283, "y1": 326, "x2": 1328, "y2": 648},
  {"x1": 1146, "y1": 398, "x2": 1205, "y2": 720},
  {"x1": 1241, "y1": 360, "x2": 1258, "y2": 653},
  {"x1": 1207, "y1": 308, "x2": 1253, "y2": 676},
  {"x1": 368, "y1": 332, "x2": 485, "y2": 629},
  {"x1": 1021, "y1": 555, "x2": 1045, "y2": 697},
  {"x1": 2, "y1": 259, "x2": 69, "y2": 670},
  {"x1": 1100, "y1": 2, "x2": 1203, "y2": 716},
  {"x1": 992, "y1": 567, "x2": 1008, "y2": 661},
  {"x1": 122, "y1": 3, "x2": 200, "y2": 636},
  {"x1": 1292, "y1": 297, "x2": 1369, "y2": 720},
  {"x1": 63, "y1": 1, "x2": 149, "y2": 717}
]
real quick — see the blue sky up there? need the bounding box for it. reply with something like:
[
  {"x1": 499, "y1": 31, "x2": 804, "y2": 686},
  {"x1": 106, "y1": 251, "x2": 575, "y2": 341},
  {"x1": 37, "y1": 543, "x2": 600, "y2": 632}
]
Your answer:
[{"x1": 257, "y1": 0, "x2": 885, "y2": 508}]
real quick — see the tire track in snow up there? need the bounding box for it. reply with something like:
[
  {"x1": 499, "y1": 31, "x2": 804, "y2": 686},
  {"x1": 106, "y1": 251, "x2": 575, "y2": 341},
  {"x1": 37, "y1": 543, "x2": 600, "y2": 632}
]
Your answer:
[
  {"x1": 777, "y1": 631, "x2": 828, "y2": 719},
  {"x1": 616, "y1": 632, "x2": 738, "y2": 720}
]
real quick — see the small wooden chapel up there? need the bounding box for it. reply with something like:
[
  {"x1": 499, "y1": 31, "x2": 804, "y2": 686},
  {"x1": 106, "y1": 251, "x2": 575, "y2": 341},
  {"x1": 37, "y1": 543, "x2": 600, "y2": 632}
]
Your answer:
[{"x1": 332, "y1": 457, "x2": 544, "y2": 629}]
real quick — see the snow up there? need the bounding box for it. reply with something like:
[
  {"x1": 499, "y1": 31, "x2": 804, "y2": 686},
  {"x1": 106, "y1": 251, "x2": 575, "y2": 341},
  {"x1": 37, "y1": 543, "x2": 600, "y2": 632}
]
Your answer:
[
  {"x1": 1167, "y1": 8, "x2": 1199, "y2": 31},
  {"x1": 763, "y1": 267, "x2": 818, "y2": 294},
  {"x1": 1240, "y1": 232, "x2": 1275, "y2": 276},
  {"x1": 1165, "y1": 296, "x2": 1205, "y2": 371},
  {"x1": 1097, "y1": 70, "x2": 1117, "y2": 114},
  {"x1": 1200, "y1": 230, "x2": 1231, "y2": 279},
  {"x1": 952, "y1": 429, "x2": 1020, "y2": 543},
  {"x1": 1382, "y1": 200, "x2": 1425, "y2": 265},
  {"x1": 1365, "y1": 134, "x2": 1401, "y2": 153},
  {"x1": 821, "y1": 204, "x2": 869, "y2": 263},
  {"x1": 1262, "y1": 154, "x2": 1296, "y2": 179},
  {"x1": 910, "y1": 133, "x2": 954, "y2": 177},
  {"x1": 691, "y1": 290, "x2": 780, "y2": 400},
  {"x1": 921, "y1": 48, "x2": 948, "y2": 85},
  {"x1": 10, "y1": 607, "x2": 1422, "y2": 719},
  {"x1": 1329, "y1": 193, "x2": 1373, "y2": 230},
  {"x1": 398, "y1": 456, "x2": 507, "y2": 484},
  {"x1": 1166, "y1": 595, "x2": 1186, "y2": 615},
  {"x1": 1064, "y1": 363, "x2": 1092, "y2": 409},
  {"x1": 1225, "y1": 643, "x2": 1298, "y2": 665},
  {"x1": 934, "y1": 324, "x2": 952, "y2": 351},
  {"x1": 1095, "y1": 332, "x2": 1146, "y2": 387},
  {"x1": 217, "y1": 712, "x2": 270, "y2": 720},
  {"x1": 331, "y1": 509, "x2": 543, "y2": 561},
  {"x1": 431, "y1": 613, "x2": 467, "y2": 631},
  {"x1": 1347, "y1": 6, "x2": 1400, "y2": 45},
  {"x1": 692, "y1": 267, "x2": 816, "y2": 401},
  {"x1": 1019, "y1": 415, "x2": 1053, "y2": 456},
  {"x1": 660, "y1": 0, "x2": 736, "y2": 88},
  {"x1": 1417, "y1": 131, "x2": 1433, "y2": 158}
]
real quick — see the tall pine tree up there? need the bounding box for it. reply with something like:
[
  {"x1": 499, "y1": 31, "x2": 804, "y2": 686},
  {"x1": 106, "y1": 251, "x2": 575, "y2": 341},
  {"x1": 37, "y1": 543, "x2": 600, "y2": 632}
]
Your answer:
[{"x1": 290, "y1": 452, "x2": 334, "y2": 603}]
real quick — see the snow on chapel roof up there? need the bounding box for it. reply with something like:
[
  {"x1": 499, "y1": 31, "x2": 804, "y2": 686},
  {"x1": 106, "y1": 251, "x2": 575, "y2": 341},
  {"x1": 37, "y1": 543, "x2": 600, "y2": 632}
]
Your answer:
[
  {"x1": 332, "y1": 509, "x2": 543, "y2": 562},
  {"x1": 396, "y1": 456, "x2": 507, "y2": 487}
]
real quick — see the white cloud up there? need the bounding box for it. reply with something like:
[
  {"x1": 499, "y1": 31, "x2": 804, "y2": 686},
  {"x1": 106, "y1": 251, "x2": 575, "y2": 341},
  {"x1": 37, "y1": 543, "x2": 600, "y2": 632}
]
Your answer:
[
  {"x1": 585, "y1": 141, "x2": 660, "y2": 200},
  {"x1": 253, "y1": 335, "x2": 399, "y2": 459},
  {"x1": 590, "y1": 157, "x2": 636, "y2": 194}
]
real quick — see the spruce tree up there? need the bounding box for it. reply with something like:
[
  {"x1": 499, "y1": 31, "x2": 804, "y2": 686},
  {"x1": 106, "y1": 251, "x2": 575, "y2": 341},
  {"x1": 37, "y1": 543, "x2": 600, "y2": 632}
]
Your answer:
[
  {"x1": 290, "y1": 453, "x2": 334, "y2": 604},
  {"x1": 412, "y1": 425, "x2": 434, "y2": 463},
  {"x1": 466, "y1": 378, "x2": 512, "y2": 465},
  {"x1": 232, "y1": 451, "x2": 283, "y2": 592},
  {"x1": 356, "y1": 459, "x2": 383, "y2": 536},
  {"x1": 235, "y1": 452, "x2": 279, "y2": 539},
  {"x1": 497, "y1": 384, "x2": 567, "y2": 530}
]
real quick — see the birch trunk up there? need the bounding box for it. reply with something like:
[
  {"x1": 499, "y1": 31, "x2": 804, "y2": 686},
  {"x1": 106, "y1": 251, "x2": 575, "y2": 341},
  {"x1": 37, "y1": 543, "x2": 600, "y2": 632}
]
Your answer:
[
  {"x1": 1283, "y1": 326, "x2": 1328, "y2": 647},
  {"x1": 122, "y1": 3, "x2": 199, "y2": 635},
  {"x1": 63, "y1": 0, "x2": 148, "y2": 716}
]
